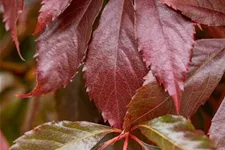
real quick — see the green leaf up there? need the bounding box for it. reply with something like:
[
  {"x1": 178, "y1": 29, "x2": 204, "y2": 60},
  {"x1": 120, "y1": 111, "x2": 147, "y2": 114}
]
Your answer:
[
  {"x1": 10, "y1": 121, "x2": 119, "y2": 150},
  {"x1": 138, "y1": 115, "x2": 215, "y2": 150}
]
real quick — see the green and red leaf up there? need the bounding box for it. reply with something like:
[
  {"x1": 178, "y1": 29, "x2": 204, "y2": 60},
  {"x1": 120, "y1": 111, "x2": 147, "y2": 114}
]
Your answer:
[
  {"x1": 10, "y1": 121, "x2": 119, "y2": 150},
  {"x1": 138, "y1": 115, "x2": 215, "y2": 149}
]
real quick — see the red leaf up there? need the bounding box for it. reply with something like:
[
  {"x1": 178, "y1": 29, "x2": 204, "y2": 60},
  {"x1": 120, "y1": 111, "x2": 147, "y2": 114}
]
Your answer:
[
  {"x1": 19, "y1": 0, "x2": 103, "y2": 98},
  {"x1": 210, "y1": 97, "x2": 225, "y2": 148},
  {"x1": 1, "y1": 0, "x2": 24, "y2": 60},
  {"x1": 135, "y1": 0, "x2": 194, "y2": 113},
  {"x1": 124, "y1": 39, "x2": 225, "y2": 129},
  {"x1": 34, "y1": 0, "x2": 72, "y2": 35},
  {"x1": 0, "y1": 131, "x2": 9, "y2": 150},
  {"x1": 162, "y1": 0, "x2": 225, "y2": 26},
  {"x1": 84, "y1": 0, "x2": 147, "y2": 129}
]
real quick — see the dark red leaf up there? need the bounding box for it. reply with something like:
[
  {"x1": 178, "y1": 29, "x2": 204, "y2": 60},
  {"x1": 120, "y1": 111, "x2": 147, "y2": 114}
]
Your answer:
[
  {"x1": 209, "y1": 97, "x2": 225, "y2": 148},
  {"x1": 162, "y1": 0, "x2": 225, "y2": 26},
  {"x1": 19, "y1": 0, "x2": 103, "y2": 98},
  {"x1": 124, "y1": 39, "x2": 225, "y2": 129},
  {"x1": 135, "y1": 0, "x2": 194, "y2": 113},
  {"x1": 84, "y1": 0, "x2": 147, "y2": 129},
  {"x1": 1, "y1": 0, "x2": 24, "y2": 60},
  {"x1": 34, "y1": 0, "x2": 72, "y2": 34}
]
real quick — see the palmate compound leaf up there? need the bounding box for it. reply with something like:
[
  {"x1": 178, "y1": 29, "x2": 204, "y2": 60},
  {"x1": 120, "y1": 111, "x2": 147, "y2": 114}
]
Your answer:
[
  {"x1": 10, "y1": 121, "x2": 120, "y2": 150},
  {"x1": 124, "y1": 39, "x2": 225, "y2": 129},
  {"x1": 162, "y1": 0, "x2": 225, "y2": 26},
  {"x1": 209, "y1": 97, "x2": 225, "y2": 149},
  {"x1": 19, "y1": 0, "x2": 103, "y2": 98},
  {"x1": 84, "y1": 0, "x2": 147, "y2": 129},
  {"x1": 1, "y1": 0, "x2": 24, "y2": 60},
  {"x1": 34, "y1": 0, "x2": 72, "y2": 34},
  {"x1": 135, "y1": 0, "x2": 194, "y2": 113},
  {"x1": 138, "y1": 115, "x2": 215, "y2": 150}
]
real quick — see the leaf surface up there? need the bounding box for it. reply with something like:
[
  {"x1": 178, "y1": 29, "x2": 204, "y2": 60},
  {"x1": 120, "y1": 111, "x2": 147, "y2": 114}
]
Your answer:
[
  {"x1": 19, "y1": 0, "x2": 103, "y2": 98},
  {"x1": 84, "y1": 0, "x2": 147, "y2": 129},
  {"x1": 34, "y1": 0, "x2": 72, "y2": 34},
  {"x1": 138, "y1": 115, "x2": 215, "y2": 150},
  {"x1": 209, "y1": 97, "x2": 225, "y2": 148},
  {"x1": 1, "y1": 0, "x2": 24, "y2": 60},
  {"x1": 135, "y1": 0, "x2": 194, "y2": 112},
  {"x1": 162, "y1": 0, "x2": 225, "y2": 26},
  {"x1": 10, "y1": 121, "x2": 119, "y2": 150},
  {"x1": 124, "y1": 39, "x2": 225, "y2": 129}
]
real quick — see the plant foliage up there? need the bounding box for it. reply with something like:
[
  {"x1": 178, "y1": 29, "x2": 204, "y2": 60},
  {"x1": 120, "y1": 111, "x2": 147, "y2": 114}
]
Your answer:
[{"x1": 1, "y1": 0, "x2": 225, "y2": 149}]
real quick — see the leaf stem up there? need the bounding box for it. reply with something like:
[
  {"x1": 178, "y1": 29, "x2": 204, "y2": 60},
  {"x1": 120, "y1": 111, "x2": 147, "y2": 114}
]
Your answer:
[
  {"x1": 129, "y1": 134, "x2": 148, "y2": 150},
  {"x1": 98, "y1": 132, "x2": 128, "y2": 150},
  {"x1": 123, "y1": 133, "x2": 129, "y2": 150}
]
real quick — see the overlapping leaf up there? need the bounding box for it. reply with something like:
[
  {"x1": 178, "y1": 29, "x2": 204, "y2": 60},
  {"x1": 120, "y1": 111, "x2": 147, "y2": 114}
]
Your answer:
[
  {"x1": 34, "y1": 0, "x2": 72, "y2": 34},
  {"x1": 135, "y1": 0, "x2": 194, "y2": 112},
  {"x1": 209, "y1": 97, "x2": 225, "y2": 149},
  {"x1": 10, "y1": 121, "x2": 119, "y2": 150},
  {"x1": 19, "y1": 0, "x2": 103, "y2": 98},
  {"x1": 162, "y1": 0, "x2": 225, "y2": 26},
  {"x1": 124, "y1": 39, "x2": 225, "y2": 129},
  {"x1": 84, "y1": 0, "x2": 147, "y2": 129},
  {"x1": 138, "y1": 115, "x2": 215, "y2": 150},
  {"x1": 1, "y1": 0, "x2": 24, "y2": 60}
]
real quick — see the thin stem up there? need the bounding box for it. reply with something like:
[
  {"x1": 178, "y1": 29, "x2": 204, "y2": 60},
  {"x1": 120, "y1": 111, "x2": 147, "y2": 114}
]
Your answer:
[
  {"x1": 129, "y1": 134, "x2": 148, "y2": 150},
  {"x1": 98, "y1": 133, "x2": 128, "y2": 150},
  {"x1": 123, "y1": 133, "x2": 129, "y2": 150}
]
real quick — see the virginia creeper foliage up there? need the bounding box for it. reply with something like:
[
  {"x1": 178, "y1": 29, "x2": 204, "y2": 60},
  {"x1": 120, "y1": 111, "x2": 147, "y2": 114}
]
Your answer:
[{"x1": 1, "y1": 0, "x2": 225, "y2": 149}]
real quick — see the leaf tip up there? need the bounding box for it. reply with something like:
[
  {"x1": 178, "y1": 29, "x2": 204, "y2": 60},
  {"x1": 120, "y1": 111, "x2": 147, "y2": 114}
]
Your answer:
[
  {"x1": 172, "y1": 94, "x2": 180, "y2": 114},
  {"x1": 12, "y1": 29, "x2": 25, "y2": 61},
  {"x1": 33, "y1": 23, "x2": 44, "y2": 36},
  {"x1": 16, "y1": 93, "x2": 33, "y2": 99}
]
